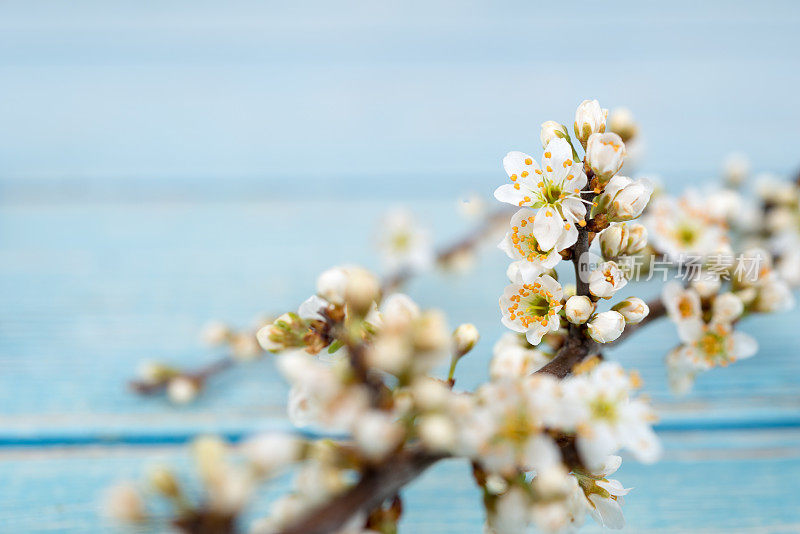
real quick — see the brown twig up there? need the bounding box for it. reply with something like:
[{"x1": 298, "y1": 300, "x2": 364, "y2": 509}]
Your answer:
[
  {"x1": 128, "y1": 355, "x2": 235, "y2": 395},
  {"x1": 279, "y1": 447, "x2": 446, "y2": 534},
  {"x1": 381, "y1": 206, "x2": 514, "y2": 292}
]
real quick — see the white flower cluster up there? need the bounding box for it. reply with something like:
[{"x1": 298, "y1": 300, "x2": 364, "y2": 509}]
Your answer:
[
  {"x1": 496, "y1": 100, "x2": 654, "y2": 349},
  {"x1": 456, "y1": 362, "x2": 659, "y2": 533}
]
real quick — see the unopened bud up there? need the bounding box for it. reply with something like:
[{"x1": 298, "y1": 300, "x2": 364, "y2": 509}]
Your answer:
[
  {"x1": 712, "y1": 292, "x2": 744, "y2": 323},
  {"x1": 612, "y1": 297, "x2": 650, "y2": 324},
  {"x1": 625, "y1": 223, "x2": 648, "y2": 255},
  {"x1": 586, "y1": 133, "x2": 625, "y2": 184},
  {"x1": 608, "y1": 107, "x2": 637, "y2": 143},
  {"x1": 596, "y1": 175, "x2": 653, "y2": 222},
  {"x1": 202, "y1": 321, "x2": 231, "y2": 346},
  {"x1": 256, "y1": 312, "x2": 305, "y2": 353},
  {"x1": 105, "y1": 482, "x2": 146, "y2": 523},
  {"x1": 540, "y1": 121, "x2": 569, "y2": 149},
  {"x1": 573, "y1": 99, "x2": 608, "y2": 147},
  {"x1": 418, "y1": 414, "x2": 456, "y2": 452},
  {"x1": 599, "y1": 224, "x2": 628, "y2": 260},
  {"x1": 453, "y1": 323, "x2": 479, "y2": 356},
  {"x1": 148, "y1": 467, "x2": 181, "y2": 498},
  {"x1": 722, "y1": 152, "x2": 749, "y2": 187},
  {"x1": 587, "y1": 311, "x2": 626, "y2": 343},
  {"x1": 344, "y1": 267, "x2": 381, "y2": 316},
  {"x1": 413, "y1": 310, "x2": 449, "y2": 352},
  {"x1": 317, "y1": 267, "x2": 349, "y2": 305},
  {"x1": 167, "y1": 376, "x2": 198, "y2": 404},
  {"x1": 565, "y1": 295, "x2": 594, "y2": 325}
]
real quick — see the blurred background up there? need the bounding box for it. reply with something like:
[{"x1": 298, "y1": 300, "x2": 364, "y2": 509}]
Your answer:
[{"x1": 1, "y1": 1, "x2": 799, "y2": 532}]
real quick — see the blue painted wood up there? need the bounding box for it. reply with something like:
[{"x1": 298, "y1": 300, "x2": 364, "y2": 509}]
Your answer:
[
  {"x1": 2, "y1": 198, "x2": 799, "y2": 443},
  {"x1": 1, "y1": 430, "x2": 799, "y2": 532}
]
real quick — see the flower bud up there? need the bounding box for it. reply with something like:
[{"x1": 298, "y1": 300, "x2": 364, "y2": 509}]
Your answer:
[
  {"x1": 711, "y1": 292, "x2": 744, "y2": 323},
  {"x1": 722, "y1": 152, "x2": 749, "y2": 187},
  {"x1": 241, "y1": 433, "x2": 304, "y2": 475},
  {"x1": 105, "y1": 483, "x2": 146, "y2": 523},
  {"x1": 573, "y1": 99, "x2": 608, "y2": 147},
  {"x1": 587, "y1": 311, "x2": 626, "y2": 343},
  {"x1": 612, "y1": 297, "x2": 650, "y2": 324},
  {"x1": 256, "y1": 312, "x2": 305, "y2": 353},
  {"x1": 565, "y1": 295, "x2": 594, "y2": 325},
  {"x1": 317, "y1": 267, "x2": 349, "y2": 305},
  {"x1": 353, "y1": 411, "x2": 405, "y2": 461},
  {"x1": 608, "y1": 107, "x2": 637, "y2": 143},
  {"x1": 412, "y1": 310, "x2": 449, "y2": 352},
  {"x1": 418, "y1": 414, "x2": 457, "y2": 452},
  {"x1": 691, "y1": 274, "x2": 722, "y2": 299},
  {"x1": 586, "y1": 132, "x2": 625, "y2": 183},
  {"x1": 595, "y1": 175, "x2": 653, "y2": 222},
  {"x1": 540, "y1": 120, "x2": 569, "y2": 149},
  {"x1": 625, "y1": 223, "x2": 648, "y2": 255},
  {"x1": 167, "y1": 376, "x2": 199, "y2": 404},
  {"x1": 452, "y1": 323, "x2": 479, "y2": 356},
  {"x1": 202, "y1": 321, "x2": 231, "y2": 346},
  {"x1": 599, "y1": 224, "x2": 629, "y2": 260},
  {"x1": 148, "y1": 467, "x2": 181, "y2": 498},
  {"x1": 344, "y1": 267, "x2": 381, "y2": 316}
]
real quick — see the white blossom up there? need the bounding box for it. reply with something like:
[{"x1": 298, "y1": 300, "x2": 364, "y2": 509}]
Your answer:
[
  {"x1": 589, "y1": 261, "x2": 627, "y2": 299},
  {"x1": 494, "y1": 138, "x2": 590, "y2": 250},
  {"x1": 498, "y1": 208, "x2": 564, "y2": 273},
  {"x1": 500, "y1": 273, "x2": 564, "y2": 346},
  {"x1": 561, "y1": 363, "x2": 661, "y2": 469},
  {"x1": 377, "y1": 208, "x2": 434, "y2": 273},
  {"x1": 353, "y1": 411, "x2": 405, "y2": 461},
  {"x1": 711, "y1": 292, "x2": 744, "y2": 324}
]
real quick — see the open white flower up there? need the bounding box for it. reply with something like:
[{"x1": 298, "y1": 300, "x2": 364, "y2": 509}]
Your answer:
[
  {"x1": 662, "y1": 282, "x2": 704, "y2": 341},
  {"x1": 586, "y1": 133, "x2": 625, "y2": 182},
  {"x1": 500, "y1": 273, "x2": 564, "y2": 346},
  {"x1": 596, "y1": 175, "x2": 653, "y2": 222},
  {"x1": 589, "y1": 261, "x2": 627, "y2": 299},
  {"x1": 643, "y1": 191, "x2": 730, "y2": 262},
  {"x1": 575, "y1": 455, "x2": 630, "y2": 530},
  {"x1": 672, "y1": 321, "x2": 758, "y2": 371},
  {"x1": 377, "y1": 208, "x2": 433, "y2": 273},
  {"x1": 494, "y1": 138, "x2": 590, "y2": 250},
  {"x1": 463, "y1": 376, "x2": 562, "y2": 476},
  {"x1": 498, "y1": 208, "x2": 564, "y2": 274},
  {"x1": 561, "y1": 362, "x2": 661, "y2": 469}
]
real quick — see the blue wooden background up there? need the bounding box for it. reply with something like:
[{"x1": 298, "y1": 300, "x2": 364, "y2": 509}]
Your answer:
[{"x1": 2, "y1": 1, "x2": 800, "y2": 532}]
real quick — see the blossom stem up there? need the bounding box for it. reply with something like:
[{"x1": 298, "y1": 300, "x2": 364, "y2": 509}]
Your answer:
[
  {"x1": 128, "y1": 355, "x2": 235, "y2": 395},
  {"x1": 278, "y1": 447, "x2": 446, "y2": 534}
]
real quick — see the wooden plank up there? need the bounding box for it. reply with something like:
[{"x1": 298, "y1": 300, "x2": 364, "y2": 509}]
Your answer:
[
  {"x1": 2, "y1": 199, "x2": 799, "y2": 441},
  {"x1": 1, "y1": 429, "x2": 799, "y2": 533}
]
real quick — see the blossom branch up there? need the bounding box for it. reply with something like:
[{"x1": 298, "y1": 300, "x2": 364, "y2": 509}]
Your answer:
[
  {"x1": 382, "y1": 206, "x2": 514, "y2": 292},
  {"x1": 279, "y1": 447, "x2": 445, "y2": 534}
]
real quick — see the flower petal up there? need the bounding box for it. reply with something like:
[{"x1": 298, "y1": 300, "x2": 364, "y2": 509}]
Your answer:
[{"x1": 533, "y1": 208, "x2": 563, "y2": 251}]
